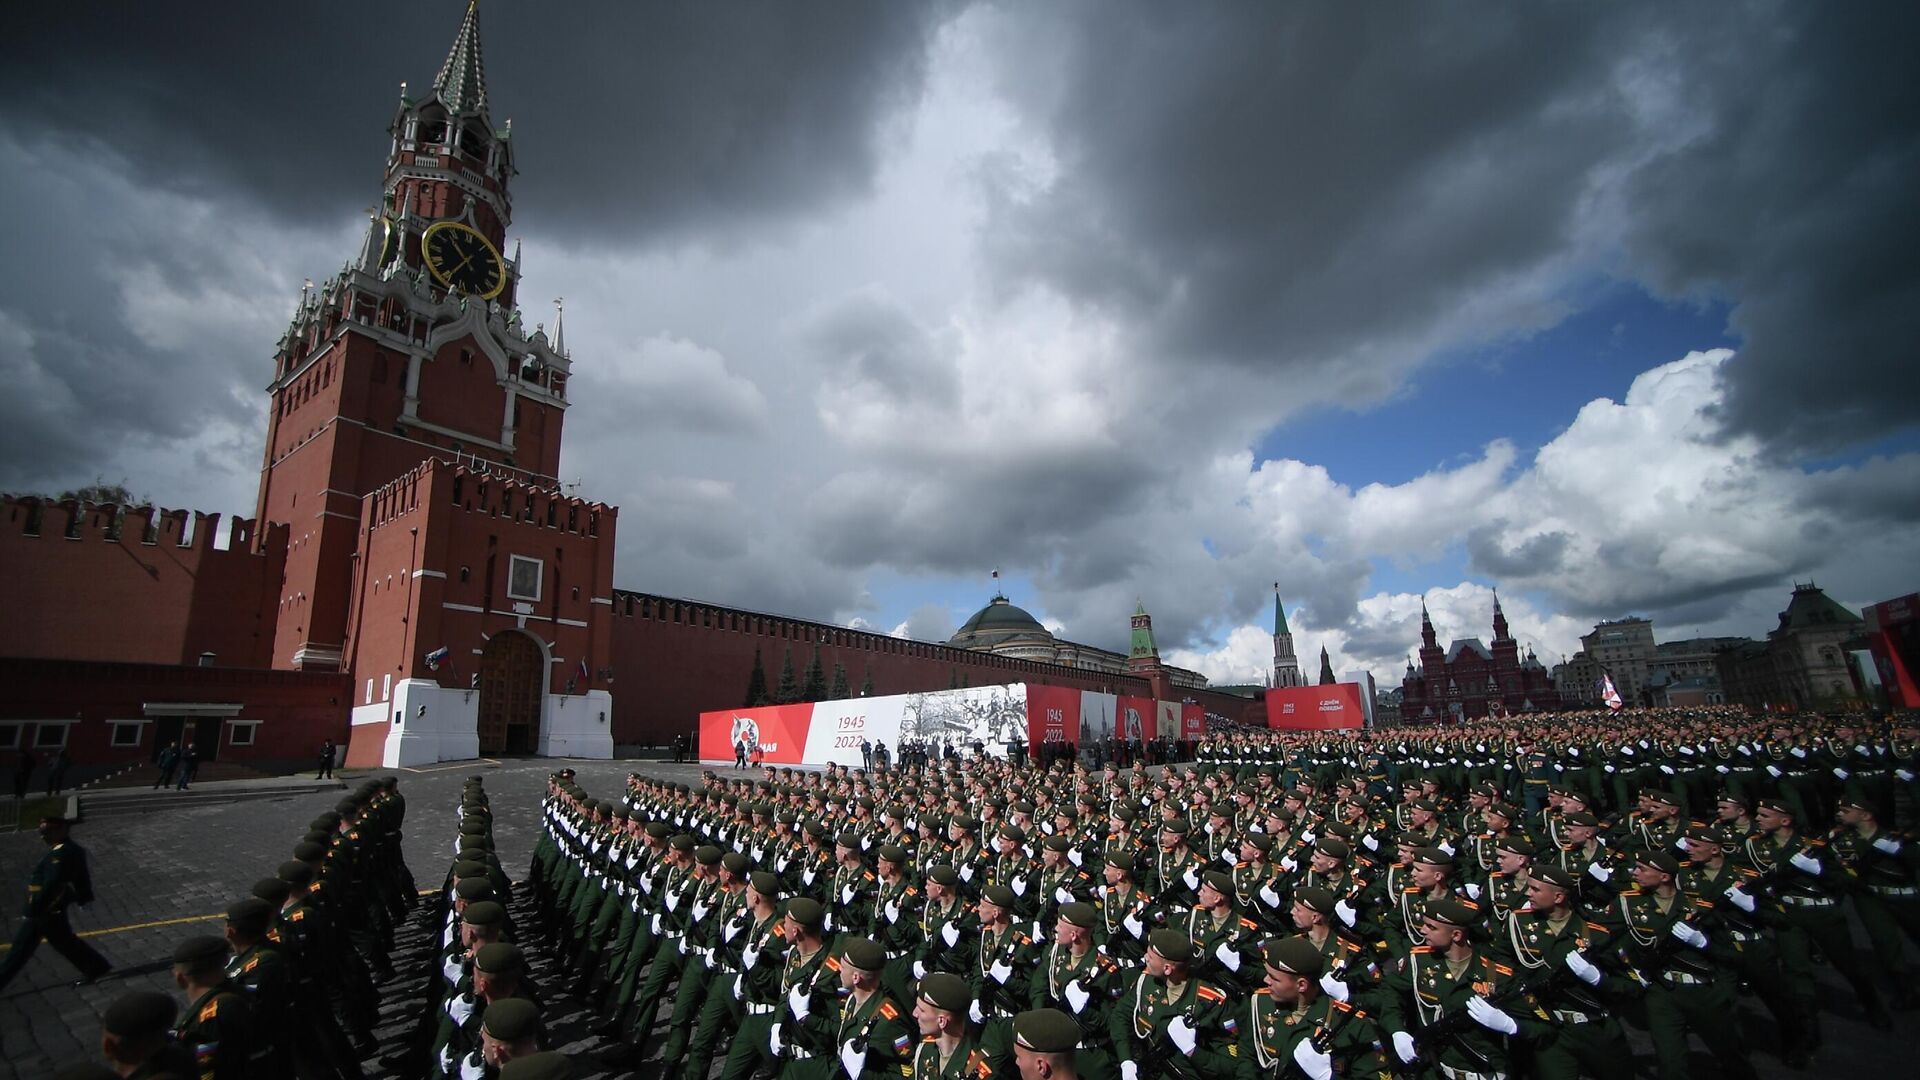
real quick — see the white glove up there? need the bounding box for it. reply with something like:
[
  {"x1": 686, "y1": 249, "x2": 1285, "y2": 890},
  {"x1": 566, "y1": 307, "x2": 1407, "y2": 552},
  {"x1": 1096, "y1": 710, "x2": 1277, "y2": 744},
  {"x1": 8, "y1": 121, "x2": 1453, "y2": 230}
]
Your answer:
[
  {"x1": 1292, "y1": 1037, "x2": 1334, "y2": 1080},
  {"x1": 1167, "y1": 1014, "x2": 1198, "y2": 1056},
  {"x1": 1065, "y1": 979, "x2": 1091, "y2": 1013},
  {"x1": 1123, "y1": 912, "x2": 1145, "y2": 938},
  {"x1": 912, "y1": 960, "x2": 926, "y2": 979},
  {"x1": 1057, "y1": 886, "x2": 1076, "y2": 905},
  {"x1": 1789, "y1": 851, "x2": 1822, "y2": 876},
  {"x1": 1716, "y1": 765, "x2": 1730, "y2": 774},
  {"x1": 1259, "y1": 883, "x2": 1282, "y2": 908},
  {"x1": 1032, "y1": 920, "x2": 1047, "y2": 944},
  {"x1": 969, "y1": 1000, "x2": 985, "y2": 1024},
  {"x1": 1465, "y1": 882, "x2": 1482, "y2": 901},
  {"x1": 788, "y1": 984, "x2": 811, "y2": 1021},
  {"x1": 1766, "y1": 765, "x2": 1783, "y2": 778},
  {"x1": 1834, "y1": 767, "x2": 1851, "y2": 780},
  {"x1": 840, "y1": 1038, "x2": 867, "y2": 1080},
  {"x1": 1300, "y1": 830, "x2": 1317, "y2": 846},
  {"x1": 803, "y1": 867, "x2": 818, "y2": 886},
  {"x1": 823, "y1": 912, "x2": 836, "y2": 934},
  {"x1": 991, "y1": 959, "x2": 1013, "y2": 984},
  {"x1": 1319, "y1": 973, "x2": 1349, "y2": 1002},
  {"x1": 769, "y1": 1023, "x2": 785, "y2": 1055},
  {"x1": 841, "y1": 884, "x2": 856, "y2": 905},
  {"x1": 733, "y1": 976, "x2": 745, "y2": 1000},
  {"x1": 1280, "y1": 857, "x2": 1299, "y2": 873},
  {"x1": 960, "y1": 865, "x2": 975, "y2": 883},
  {"x1": 1604, "y1": 765, "x2": 1616, "y2": 774},
  {"x1": 1183, "y1": 867, "x2": 1201, "y2": 890},
  {"x1": 1874, "y1": 836, "x2": 1903, "y2": 855},
  {"x1": 1121, "y1": 1062, "x2": 1140, "y2": 1080},
  {"x1": 460, "y1": 1051, "x2": 486, "y2": 1080},
  {"x1": 1012, "y1": 876, "x2": 1028, "y2": 897},
  {"x1": 1587, "y1": 862, "x2": 1612, "y2": 884},
  {"x1": 1898, "y1": 769, "x2": 1915, "y2": 782},
  {"x1": 1068, "y1": 849, "x2": 1084, "y2": 867},
  {"x1": 1391, "y1": 1031, "x2": 1418, "y2": 1064},
  {"x1": 1790, "y1": 747, "x2": 1807, "y2": 758},
  {"x1": 1215, "y1": 942, "x2": 1241, "y2": 971},
  {"x1": 666, "y1": 891, "x2": 681, "y2": 912},
  {"x1": 1438, "y1": 840, "x2": 1456, "y2": 857},
  {"x1": 692, "y1": 901, "x2": 711, "y2": 923},
  {"x1": 651, "y1": 913, "x2": 664, "y2": 935},
  {"x1": 1468, "y1": 995, "x2": 1519, "y2": 1035},
  {"x1": 1669, "y1": 921, "x2": 1708, "y2": 949},
  {"x1": 884, "y1": 899, "x2": 902, "y2": 924},
  {"x1": 1659, "y1": 765, "x2": 1675, "y2": 776},
  {"x1": 1362, "y1": 834, "x2": 1380, "y2": 852},
  {"x1": 1565, "y1": 950, "x2": 1601, "y2": 986},
  {"x1": 1674, "y1": 836, "x2": 1692, "y2": 853},
  {"x1": 1333, "y1": 899, "x2": 1357, "y2": 928},
  {"x1": 743, "y1": 943, "x2": 761, "y2": 968},
  {"x1": 941, "y1": 923, "x2": 960, "y2": 947},
  {"x1": 1724, "y1": 886, "x2": 1756, "y2": 913},
  {"x1": 447, "y1": 993, "x2": 475, "y2": 1026}
]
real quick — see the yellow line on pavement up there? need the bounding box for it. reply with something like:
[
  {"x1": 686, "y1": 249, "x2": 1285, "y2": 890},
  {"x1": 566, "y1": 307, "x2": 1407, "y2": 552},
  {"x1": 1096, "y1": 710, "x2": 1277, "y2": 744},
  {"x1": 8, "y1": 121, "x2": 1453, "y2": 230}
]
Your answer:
[{"x1": 0, "y1": 888, "x2": 443, "y2": 950}]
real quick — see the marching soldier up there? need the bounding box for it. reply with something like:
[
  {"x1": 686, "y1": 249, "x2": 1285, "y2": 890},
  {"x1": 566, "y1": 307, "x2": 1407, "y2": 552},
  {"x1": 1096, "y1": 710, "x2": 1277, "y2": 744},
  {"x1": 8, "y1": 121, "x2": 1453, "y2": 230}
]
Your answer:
[
  {"x1": 170, "y1": 935, "x2": 256, "y2": 1080},
  {"x1": 1106, "y1": 929, "x2": 1234, "y2": 1080},
  {"x1": 1239, "y1": 936, "x2": 1381, "y2": 1080}
]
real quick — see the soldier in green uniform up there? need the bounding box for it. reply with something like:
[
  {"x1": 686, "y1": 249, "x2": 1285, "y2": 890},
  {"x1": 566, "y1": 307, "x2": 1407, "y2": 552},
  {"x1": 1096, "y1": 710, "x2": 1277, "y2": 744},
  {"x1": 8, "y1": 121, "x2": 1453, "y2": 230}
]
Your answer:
[
  {"x1": 971, "y1": 884, "x2": 1040, "y2": 1040},
  {"x1": 1830, "y1": 795, "x2": 1920, "y2": 1010},
  {"x1": 1608, "y1": 850, "x2": 1757, "y2": 1080},
  {"x1": 170, "y1": 935, "x2": 255, "y2": 1080},
  {"x1": 1107, "y1": 929, "x2": 1235, "y2": 1080},
  {"x1": 220, "y1": 899, "x2": 290, "y2": 1078},
  {"x1": 0, "y1": 814, "x2": 112, "y2": 991},
  {"x1": 1745, "y1": 795, "x2": 1892, "y2": 1049},
  {"x1": 1236, "y1": 936, "x2": 1381, "y2": 1080},
  {"x1": 782, "y1": 937, "x2": 913, "y2": 1080},
  {"x1": 98, "y1": 990, "x2": 195, "y2": 1078},
  {"x1": 1012, "y1": 1008, "x2": 1086, "y2": 1080},
  {"x1": 1370, "y1": 898, "x2": 1526, "y2": 1079},
  {"x1": 912, "y1": 973, "x2": 997, "y2": 1080},
  {"x1": 1493, "y1": 864, "x2": 1631, "y2": 1080},
  {"x1": 476, "y1": 997, "x2": 543, "y2": 1077},
  {"x1": 1028, "y1": 902, "x2": 1124, "y2": 1079}
]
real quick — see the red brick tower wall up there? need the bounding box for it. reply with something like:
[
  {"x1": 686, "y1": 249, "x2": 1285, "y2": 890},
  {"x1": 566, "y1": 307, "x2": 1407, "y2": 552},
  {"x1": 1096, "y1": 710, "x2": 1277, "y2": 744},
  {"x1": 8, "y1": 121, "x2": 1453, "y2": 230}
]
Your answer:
[{"x1": 0, "y1": 497, "x2": 286, "y2": 668}]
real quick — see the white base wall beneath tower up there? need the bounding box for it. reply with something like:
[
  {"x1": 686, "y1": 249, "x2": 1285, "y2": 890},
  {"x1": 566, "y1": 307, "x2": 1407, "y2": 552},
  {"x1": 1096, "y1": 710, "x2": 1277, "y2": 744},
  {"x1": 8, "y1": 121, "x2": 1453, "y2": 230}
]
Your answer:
[{"x1": 539, "y1": 689, "x2": 614, "y2": 759}]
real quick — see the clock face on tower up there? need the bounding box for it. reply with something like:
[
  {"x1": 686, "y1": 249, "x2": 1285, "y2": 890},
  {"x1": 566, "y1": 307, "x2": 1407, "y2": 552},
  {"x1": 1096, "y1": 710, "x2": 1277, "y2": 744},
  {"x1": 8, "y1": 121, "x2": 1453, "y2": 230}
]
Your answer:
[{"x1": 421, "y1": 220, "x2": 506, "y2": 300}]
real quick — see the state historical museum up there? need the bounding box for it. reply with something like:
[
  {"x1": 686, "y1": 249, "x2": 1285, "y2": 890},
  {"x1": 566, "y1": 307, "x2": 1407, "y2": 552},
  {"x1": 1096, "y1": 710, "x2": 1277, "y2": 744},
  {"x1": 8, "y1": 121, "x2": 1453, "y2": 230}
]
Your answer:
[{"x1": 0, "y1": 8, "x2": 1265, "y2": 770}]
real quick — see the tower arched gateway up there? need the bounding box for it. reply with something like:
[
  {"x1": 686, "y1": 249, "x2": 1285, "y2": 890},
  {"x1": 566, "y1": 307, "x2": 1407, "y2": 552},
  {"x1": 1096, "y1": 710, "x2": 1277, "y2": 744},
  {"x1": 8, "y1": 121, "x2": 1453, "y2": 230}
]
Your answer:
[{"x1": 477, "y1": 630, "x2": 545, "y2": 755}]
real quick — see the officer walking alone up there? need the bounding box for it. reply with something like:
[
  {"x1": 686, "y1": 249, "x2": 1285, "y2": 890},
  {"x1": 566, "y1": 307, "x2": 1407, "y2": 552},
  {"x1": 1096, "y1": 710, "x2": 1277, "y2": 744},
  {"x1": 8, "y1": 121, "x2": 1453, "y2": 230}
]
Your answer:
[{"x1": 0, "y1": 814, "x2": 113, "y2": 990}]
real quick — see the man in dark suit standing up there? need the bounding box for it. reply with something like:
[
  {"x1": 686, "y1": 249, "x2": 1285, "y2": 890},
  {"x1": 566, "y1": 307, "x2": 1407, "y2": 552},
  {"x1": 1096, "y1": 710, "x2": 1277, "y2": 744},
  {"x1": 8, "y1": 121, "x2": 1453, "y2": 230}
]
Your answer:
[{"x1": 0, "y1": 814, "x2": 112, "y2": 990}]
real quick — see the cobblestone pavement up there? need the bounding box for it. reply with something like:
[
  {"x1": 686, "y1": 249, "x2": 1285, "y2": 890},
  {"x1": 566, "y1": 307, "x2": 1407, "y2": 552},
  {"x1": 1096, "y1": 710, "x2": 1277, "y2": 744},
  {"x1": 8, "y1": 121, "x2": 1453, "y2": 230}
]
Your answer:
[{"x1": 3, "y1": 757, "x2": 1916, "y2": 1078}]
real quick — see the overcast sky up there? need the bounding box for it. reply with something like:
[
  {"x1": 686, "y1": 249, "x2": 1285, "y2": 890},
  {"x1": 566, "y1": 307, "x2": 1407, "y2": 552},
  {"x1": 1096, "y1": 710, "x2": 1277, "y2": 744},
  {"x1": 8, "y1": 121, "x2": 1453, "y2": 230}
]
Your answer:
[{"x1": 4, "y1": 1, "x2": 1916, "y2": 687}]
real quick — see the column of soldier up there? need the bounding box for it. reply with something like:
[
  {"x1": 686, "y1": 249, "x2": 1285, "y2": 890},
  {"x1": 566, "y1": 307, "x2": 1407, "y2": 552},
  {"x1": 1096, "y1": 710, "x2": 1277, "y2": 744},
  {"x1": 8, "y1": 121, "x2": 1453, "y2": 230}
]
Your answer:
[
  {"x1": 63, "y1": 777, "x2": 446, "y2": 1080},
  {"x1": 526, "y1": 704, "x2": 1918, "y2": 1080}
]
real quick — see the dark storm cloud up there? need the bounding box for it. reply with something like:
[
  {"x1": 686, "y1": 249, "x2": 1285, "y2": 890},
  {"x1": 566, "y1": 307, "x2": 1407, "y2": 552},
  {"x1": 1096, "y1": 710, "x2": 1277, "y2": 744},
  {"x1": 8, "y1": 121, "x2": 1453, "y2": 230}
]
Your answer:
[
  {"x1": 977, "y1": 0, "x2": 1920, "y2": 455},
  {"x1": 1466, "y1": 525, "x2": 1571, "y2": 579},
  {"x1": 0, "y1": 1, "x2": 959, "y2": 244},
  {"x1": 1618, "y1": 4, "x2": 1920, "y2": 455},
  {"x1": 978, "y1": 1, "x2": 1641, "y2": 371}
]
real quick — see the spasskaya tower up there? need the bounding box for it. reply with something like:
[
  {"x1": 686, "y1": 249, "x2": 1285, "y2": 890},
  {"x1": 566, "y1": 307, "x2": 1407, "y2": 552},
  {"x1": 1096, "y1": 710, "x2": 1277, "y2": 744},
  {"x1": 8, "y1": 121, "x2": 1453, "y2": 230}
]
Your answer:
[{"x1": 256, "y1": 1, "x2": 575, "y2": 673}]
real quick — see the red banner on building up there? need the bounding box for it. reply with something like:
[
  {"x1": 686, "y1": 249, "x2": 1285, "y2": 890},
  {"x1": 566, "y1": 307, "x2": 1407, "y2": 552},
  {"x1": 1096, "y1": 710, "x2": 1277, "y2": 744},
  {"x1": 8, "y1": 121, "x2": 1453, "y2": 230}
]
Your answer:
[
  {"x1": 1117, "y1": 695, "x2": 1157, "y2": 742},
  {"x1": 699, "y1": 702, "x2": 815, "y2": 765},
  {"x1": 1026, "y1": 685, "x2": 1081, "y2": 747},
  {"x1": 1264, "y1": 683, "x2": 1364, "y2": 730}
]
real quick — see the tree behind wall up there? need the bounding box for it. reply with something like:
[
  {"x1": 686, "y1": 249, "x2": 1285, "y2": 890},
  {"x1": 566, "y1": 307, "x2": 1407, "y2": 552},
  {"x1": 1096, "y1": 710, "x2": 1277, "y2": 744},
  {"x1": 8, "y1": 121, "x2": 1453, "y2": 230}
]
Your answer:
[
  {"x1": 775, "y1": 647, "x2": 800, "y2": 704},
  {"x1": 803, "y1": 646, "x2": 828, "y2": 702},
  {"x1": 860, "y1": 663, "x2": 875, "y2": 697},
  {"x1": 745, "y1": 648, "x2": 770, "y2": 706},
  {"x1": 829, "y1": 662, "x2": 850, "y2": 700}
]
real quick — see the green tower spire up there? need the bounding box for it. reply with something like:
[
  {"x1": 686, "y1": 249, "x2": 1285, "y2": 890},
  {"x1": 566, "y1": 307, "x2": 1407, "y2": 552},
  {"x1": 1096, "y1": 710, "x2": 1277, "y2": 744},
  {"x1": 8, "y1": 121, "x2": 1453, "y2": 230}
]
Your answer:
[
  {"x1": 1273, "y1": 586, "x2": 1290, "y2": 636},
  {"x1": 1129, "y1": 600, "x2": 1159, "y2": 659}
]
